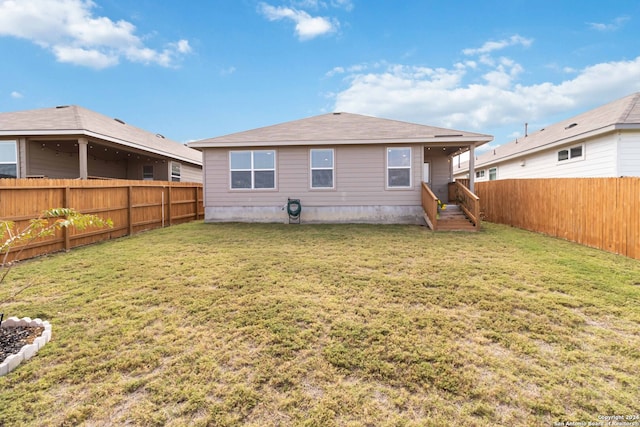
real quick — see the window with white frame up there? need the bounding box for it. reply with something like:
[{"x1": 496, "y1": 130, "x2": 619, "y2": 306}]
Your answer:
[
  {"x1": 489, "y1": 167, "x2": 497, "y2": 181},
  {"x1": 171, "y1": 162, "x2": 181, "y2": 182},
  {"x1": 558, "y1": 144, "x2": 584, "y2": 162},
  {"x1": 0, "y1": 141, "x2": 17, "y2": 178},
  {"x1": 387, "y1": 147, "x2": 411, "y2": 188},
  {"x1": 476, "y1": 170, "x2": 485, "y2": 178},
  {"x1": 489, "y1": 168, "x2": 498, "y2": 181},
  {"x1": 310, "y1": 148, "x2": 334, "y2": 189},
  {"x1": 230, "y1": 150, "x2": 276, "y2": 189}
]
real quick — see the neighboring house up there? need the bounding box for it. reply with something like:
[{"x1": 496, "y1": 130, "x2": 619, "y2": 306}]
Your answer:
[
  {"x1": 0, "y1": 105, "x2": 202, "y2": 182},
  {"x1": 188, "y1": 112, "x2": 492, "y2": 224},
  {"x1": 454, "y1": 92, "x2": 640, "y2": 181}
]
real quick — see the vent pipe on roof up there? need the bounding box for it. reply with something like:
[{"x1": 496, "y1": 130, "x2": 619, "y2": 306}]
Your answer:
[{"x1": 525, "y1": 122, "x2": 528, "y2": 137}]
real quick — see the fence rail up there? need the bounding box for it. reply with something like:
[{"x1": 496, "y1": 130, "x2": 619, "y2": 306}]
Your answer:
[
  {"x1": 1, "y1": 178, "x2": 204, "y2": 262},
  {"x1": 475, "y1": 178, "x2": 640, "y2": 260}
]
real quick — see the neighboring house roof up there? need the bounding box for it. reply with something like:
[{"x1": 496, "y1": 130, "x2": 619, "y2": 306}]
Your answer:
[
  {"x1": 0, "y1": 105, "x2": 201, "y2": 165},
  {"x1": 188, "y1": 112, "x2": 493, "y2": 149},
  {"x1": 456, "y1": 92, "x2": 640, "y2": 173}
]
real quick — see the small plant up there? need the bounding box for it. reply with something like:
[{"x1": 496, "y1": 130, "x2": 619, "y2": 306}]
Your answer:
[{"x1": 1, "y1": 208, "x2": 113, "y2": 321}]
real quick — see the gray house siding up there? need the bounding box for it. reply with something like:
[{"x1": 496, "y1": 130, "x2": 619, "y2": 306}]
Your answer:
[
  {"x1": 423, "y1": 148, "x2": 450, "y2": 201},
  {"x1": 203, "y1": 144, "x2": 425, "y2": 223},
  {"x1": 180, "y1": 163, "x2": 204, "y2": 183},
  {"x1": 619, "y1": 130, "x2": 640, "y2": 176}
]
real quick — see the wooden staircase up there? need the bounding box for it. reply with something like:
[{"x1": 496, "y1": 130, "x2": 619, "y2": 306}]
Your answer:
[{"x1": 435, "y1": 204, "x2": 478, "y2": 232}]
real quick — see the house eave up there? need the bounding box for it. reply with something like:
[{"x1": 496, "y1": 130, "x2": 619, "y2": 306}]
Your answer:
[
  {"x1": 0, "y1": 129, "x2": 202, "y2": 166},
  {"x1": 188, "y1": 136, "x2": 493, "y2": 149}
]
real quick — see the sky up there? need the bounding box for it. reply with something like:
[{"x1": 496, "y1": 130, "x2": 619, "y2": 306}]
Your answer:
[{"x1": 1, "y1": 0, "x2": 640, "y2": 154}]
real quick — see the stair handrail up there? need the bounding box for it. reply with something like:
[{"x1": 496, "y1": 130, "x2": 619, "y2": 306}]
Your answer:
[
  {"x1": 421, "y1": 182, "x2": 438, "y2": 230},
  {"x1": 454, "y1": 180, "x2": 480, "y2": 228}
]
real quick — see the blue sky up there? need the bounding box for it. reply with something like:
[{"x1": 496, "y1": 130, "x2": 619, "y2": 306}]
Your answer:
[{"x1": 1, "y1": 0, "x2": 640, "y2": 153}]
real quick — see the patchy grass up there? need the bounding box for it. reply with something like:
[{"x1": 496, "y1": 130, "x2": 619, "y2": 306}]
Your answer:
[{"x1": 1, "y1": 221, "x2": 639, "y2": 426}]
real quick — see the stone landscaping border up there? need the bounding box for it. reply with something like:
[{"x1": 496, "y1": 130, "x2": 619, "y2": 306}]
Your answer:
[{"x1": 0, "y1": 317, "x2": 52, "y2": 377}]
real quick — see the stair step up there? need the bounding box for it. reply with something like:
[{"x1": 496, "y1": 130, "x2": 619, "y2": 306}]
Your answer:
[{"x1": 435, "y1": 205, "x2": 478, "y2": 231}]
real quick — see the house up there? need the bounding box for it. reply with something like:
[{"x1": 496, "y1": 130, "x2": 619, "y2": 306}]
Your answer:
[
  {"x1": 188, "y1": 112, "x2": 492, "y2": 224},
  {"x1": 0, "y1": 105, "x2": 202, "y2": 182},
  {"x1": 454, "y1": 92, "x2": 640, "y2": 181}
]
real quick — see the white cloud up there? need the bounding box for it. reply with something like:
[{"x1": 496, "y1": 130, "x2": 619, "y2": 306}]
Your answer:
[
  {"x1": 292, "y1": 0, "x2": 353, "y2": 11},
  {"x1": 331, "y1": 55, "x2": 640, "y2": 135},
  {"x1": 463, "y1": 35, "x2": 533, "y2": 56},
  {"x1": 259, "y1": 2, "x2": 338, "y2": 40},
  {"x1": 587, "y1": 16, "x2": 630, "y2": 32},
  {"x1": 219, "y1": 66, "x2": 236, "y2": 76},
  {"x1": 10, "y1": 91, "x2": 23, "y2": 99},
  {"x1": 330, "y1": 0, "x2": 353, "y2": 11},
  {"x1": 0, "y1": 0, "x2": 191, "y2": 69},
  {"x1": 325, "y1": 66, "x2": 345, "y2": 77}
]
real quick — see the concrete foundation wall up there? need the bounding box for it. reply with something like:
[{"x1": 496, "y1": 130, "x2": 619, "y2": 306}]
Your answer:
[{"x1": 205, "y1": 205, "x2": 425, "y2": 224}]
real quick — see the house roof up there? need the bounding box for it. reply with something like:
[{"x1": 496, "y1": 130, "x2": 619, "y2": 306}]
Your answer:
[
  {"x1": 455, "y1": 91, "x2": 640, "y2": 172},
  {"x1": 0, "y1": 105, "x2": 201, "y2": 165},
  {"x1": 188, "y1": 112, "x2": 493, "y2": 149}
]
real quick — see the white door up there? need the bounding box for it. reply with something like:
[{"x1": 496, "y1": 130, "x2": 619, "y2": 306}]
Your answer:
[{"x1": 423, "y1": 162, "x2": 430, "y2": 183}]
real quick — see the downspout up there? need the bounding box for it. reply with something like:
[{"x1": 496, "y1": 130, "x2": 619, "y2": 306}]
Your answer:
[{"x1": 468, "y1": 144, "x2": 475, "y2": 193}]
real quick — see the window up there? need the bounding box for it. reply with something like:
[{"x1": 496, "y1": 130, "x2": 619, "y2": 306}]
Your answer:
[
  {"x1": 143, "y1": 165, "x2": 154, "y2": 180},
  {"x1": 475, "y1": 170, "x2": 485, "y2": 178},
  {"x1": 230, "y1": 150, "x2": 275, "y2": 189},
  {"x1": 387, "y1": 147, "x2": 411, "y2": 188},
  {"x1": 310, "y1": 149, "x2": 334, "y2": 189},
  {"x1": 489, "y1": 167, "x2": 497, "y2": 181},
  {"x1": 0, "y1": 141, "x2": 17, "y2": 178},
  {"x1": 171, "y1": 162, "x2": 181, "y2": 182},
  {"x1": 558, "y1": 145, "x2": 584, "y2": 162}
]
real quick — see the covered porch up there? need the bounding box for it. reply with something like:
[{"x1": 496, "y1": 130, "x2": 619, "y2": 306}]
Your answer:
[{"x1": 420, "y1": 143, "x2": 481, "y2": 231}]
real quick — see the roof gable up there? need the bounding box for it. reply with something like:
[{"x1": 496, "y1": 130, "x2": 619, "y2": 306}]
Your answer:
[
  {"x1": 0, "y1": 105, "x2": 201, "y2": 165},
  {"x1": 189, "y1": 112, "x2": 492, "y2": 148}
]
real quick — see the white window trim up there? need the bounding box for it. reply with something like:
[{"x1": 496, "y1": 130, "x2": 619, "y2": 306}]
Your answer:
[
  {"x1": 557, "y1": 144, "x2": 585, "y2": 164},
  {"x1": 488, "y1": 167, "x2": 498, "y2": 181},
  {"x1": 476, "y1": 170, "x2": 485, "y2": 178},
  {"x1": 0, "y1": 140, "x2": 18, "y2": 178},
  {"x1": 229, "y1": 150, "x2": 277, "y2": 190},
  {"x1": 309, "y1": 148, "x2": 335, "y2": 190},
  {"x1": 171, "y1": 162, "x2": 181, "y2": 182},
  {"x1": 386, "y1": 147, "x2": 412, "y2": 189}
]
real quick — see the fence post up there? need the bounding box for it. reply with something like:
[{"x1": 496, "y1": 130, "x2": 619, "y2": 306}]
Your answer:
[
  {"x1": 167, "y1": 185, "x2": 172, "y2": 226},
  {"x1": 195, "y1": 186, "x2": 199, "y2": 220},
  {"x1": 63, "y1": 186, "x2": 71, "y2": 251},
  {"x1": 128, "y1": 186, "x2": 134, "y2": 236}
]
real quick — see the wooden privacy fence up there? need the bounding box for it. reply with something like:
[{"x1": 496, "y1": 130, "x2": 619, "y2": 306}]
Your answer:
[
  {"x1": 475, "y1": 178, "x2": 640, "y2": 260},
  {"x1": 1, "y1": 178, "x2": 204, "y2": 262}
]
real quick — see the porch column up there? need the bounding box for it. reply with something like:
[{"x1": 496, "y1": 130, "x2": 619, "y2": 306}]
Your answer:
[
  {"x1": 468, "y1": 144, "x2": 475, "y2": 193},
  {"x1": 18, "y1": 137, "x2": 27, "y2": 178},
  {"x1": 78, "y1": 138, "x2": 88, "y2": 179}
]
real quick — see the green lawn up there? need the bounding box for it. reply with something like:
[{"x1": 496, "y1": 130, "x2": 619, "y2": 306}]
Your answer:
[{"x1": 1, "y1": 221, "x2": 639, "y2": 426}]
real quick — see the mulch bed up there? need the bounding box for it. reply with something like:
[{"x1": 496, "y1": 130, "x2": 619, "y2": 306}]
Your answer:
[{"x1": 0, "y1": 326, "x2": 44, "y2": 364}]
